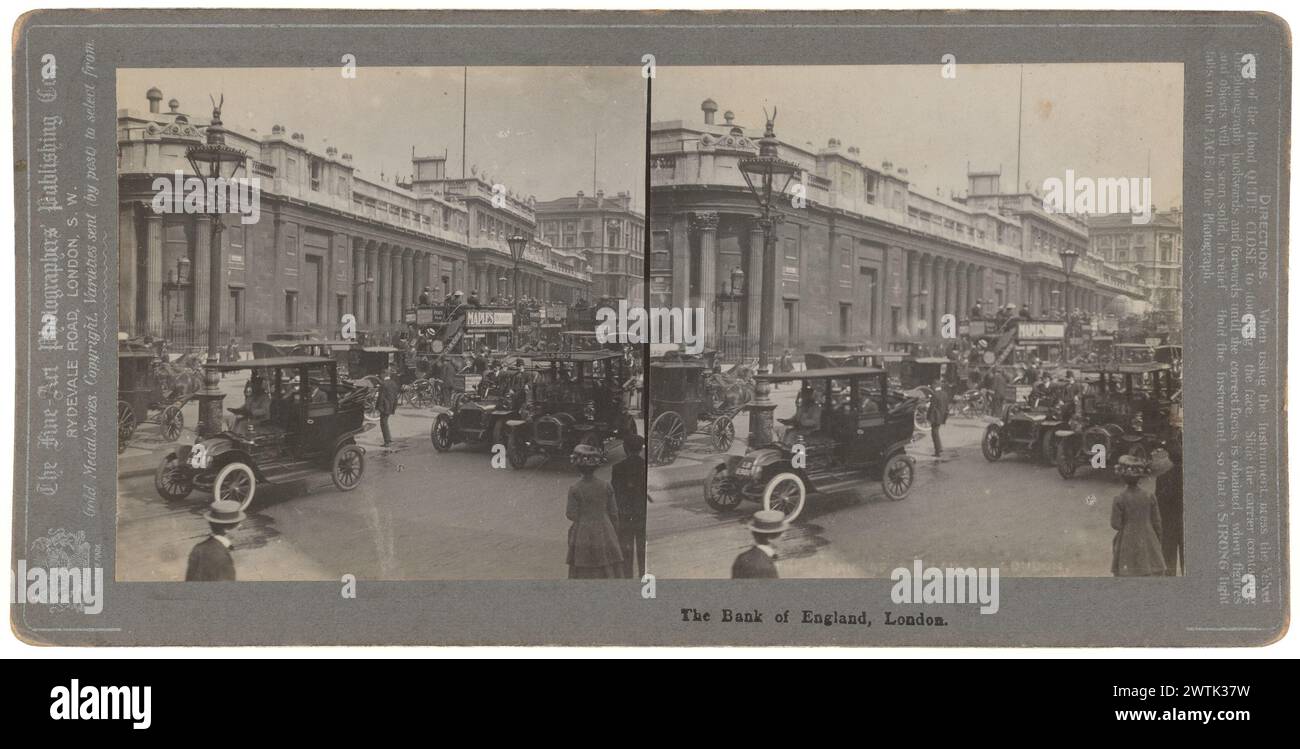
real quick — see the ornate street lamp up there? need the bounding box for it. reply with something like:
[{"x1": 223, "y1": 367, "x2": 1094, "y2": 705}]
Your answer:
[
  {"x1": 507, "y1": 233, "x2": 529, "y2": 349},
  {"x1": 738, "y1": 108, "x2": 801, "y2": 375},
  {"x1": 1058, "y1": 245, "x2": 1080, "y2": 362},
  {"x1": 737, "y1": 108, "x2": 801, "y2": 450},
  {"x1": 184, "y1": 95, "x2": 246, "y2": 436}
]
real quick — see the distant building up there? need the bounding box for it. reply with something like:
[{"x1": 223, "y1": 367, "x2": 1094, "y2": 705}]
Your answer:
[
  {"x1": 535, "y1": 190, "x2": 645, "y2": 305},
  {"x1": 1087, "y1": 210, "x2": 1184, "y2": 331},
  {"x1": 117, "y1": 86, "x2": 591, "y2": 344},
  {"x1": 649, "y1": 99, "x2": 1149, "y2": 352}
]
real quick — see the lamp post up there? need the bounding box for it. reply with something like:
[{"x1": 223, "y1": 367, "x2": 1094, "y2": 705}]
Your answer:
[
  {"x1": 737, "y1": 108, "x2": 801, "y2": 449},
  {"x1": 1058, "y1": 246, "x2": 1080, "y2": 363},
  {"x1": 185, "y1": 95, "x2": 246, "y2": 436},
  {"x1": 738, "y1": 109, "x2": 801, "y2": 374},
  {"x1": 507, "y1": 234, "x2": 528, "y2": 351},
  {"x1": 714, "y1": 266, "x2": 746, "y2": 356},
  {"x1": 163, "y1": 256, "x2": 191, "y2": 330}
]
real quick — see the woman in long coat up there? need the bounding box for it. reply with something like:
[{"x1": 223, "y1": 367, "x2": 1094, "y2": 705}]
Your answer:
[
  {"x1": 1110, "y1": 455, "x2": 1167, "y2": 577},
  {"x1": 566, "y1": 444, "x2": 624, "y2": 579}
]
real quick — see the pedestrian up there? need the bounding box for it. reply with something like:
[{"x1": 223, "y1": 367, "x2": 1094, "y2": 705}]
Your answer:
[
  {"x1": 731, "y1": 510, "x2": 788, "y2": 579},
  {"x1": 1155, "y1": 438, "x2": 1184, "y2": 576},
  {"x1": 612, "y1": 434, "x2": 649, "y2": 578},
  {"x1": 184, "y1": 500, "x2": 244, "y2": 581},
  {"x1": 377, "y1": 367, "x2": 400, "y2": 447},
  {"x1": 1110, "y1": 455, "x2": 1166, "y2": 577},
  {"x1": 926, "y1": 378, "x2": 950, "y2": 457},
  {"x1": 565, "y1": 444, "x2": 623, "y2": 579}
]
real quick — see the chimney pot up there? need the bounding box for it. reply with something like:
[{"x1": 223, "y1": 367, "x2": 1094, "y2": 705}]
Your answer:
[
  {"x1": 146, "y1": 87, "x2": 163, "y2": 113},
  {"x1": 701, "y1": 98, "x2": 718, "y2": 125},
  {"x1": 168, "y1": 98, "x2": 180, "y2": 113}
]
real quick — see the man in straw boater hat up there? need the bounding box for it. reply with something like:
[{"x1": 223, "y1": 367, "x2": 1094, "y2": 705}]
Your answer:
[
  {"x1": 185, "y1": 500, "x2": 245, "y2": 581},
  {"x1": 731, "y1": 510, "x2": 790, "y2": 579}
]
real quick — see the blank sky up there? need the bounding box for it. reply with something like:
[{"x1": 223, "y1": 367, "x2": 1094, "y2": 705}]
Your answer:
[
  {"x1": 654, "y1": 64, "x2": 1183, "y2": 211},
  {"x1": 119, "y1": 66, "x2": 647, "y2": 210}
]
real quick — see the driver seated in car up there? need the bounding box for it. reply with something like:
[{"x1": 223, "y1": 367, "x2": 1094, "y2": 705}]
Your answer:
[
  {"x1": 231, "y1": 378, "x2": 272, "y2": 433},
  {"x1": 796, "y1": 386, "x2": 823, "y2": 429}
]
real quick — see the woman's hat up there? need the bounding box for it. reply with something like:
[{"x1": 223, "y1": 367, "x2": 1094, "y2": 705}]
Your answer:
[
  {"x1": 746, "y1": 509, "x2": 791, "y2": 534},
  {"x1": 1115, "y1": 454, "x2": 1151, "y2": 478},
  {"x1": 203, "y1": 500, "x2": 246, "y2": 525},
  {"x1": 570, "y1": 443, "x2": 606, "y2": 468}
]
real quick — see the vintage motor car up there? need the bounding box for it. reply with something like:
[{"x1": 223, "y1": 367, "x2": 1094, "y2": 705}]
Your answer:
[
  {"x1": 1054, "y1": 362, "x2": 1176, "y2": 479},
  {"x1": 504, "y1": 350, "x2": 638, "y2": 468},
  {"x1": 153, "y1": 356, "x2": 369, "y2": 510},
  {"x1": 703, "y1": 367, "x2": 918, "y2": 521},
  {"x1": 980, "y1": 395, "x2": 1070, "y2": 464},
  {"x1": 429, "y1": 363, "x2": 529, "y2": 453}
]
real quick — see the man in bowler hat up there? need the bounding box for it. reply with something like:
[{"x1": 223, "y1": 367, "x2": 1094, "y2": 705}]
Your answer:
[
  {"x1": 731, "y1": 510, "x2": 789, "y2": 579},
  {"x1": 185, "y1": 500, "x2": 244, "y2": 581}
]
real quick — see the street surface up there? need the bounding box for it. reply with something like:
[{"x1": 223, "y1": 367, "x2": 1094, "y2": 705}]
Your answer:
[
  {"x1": 646, "y1": 385, "x2": 1174, "y2": 579},
  {"x1": 116, "y1": 368, "x2": 630, "y2": 581}
]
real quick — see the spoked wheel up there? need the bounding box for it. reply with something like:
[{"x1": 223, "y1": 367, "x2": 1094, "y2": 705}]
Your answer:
[
  {"x1": 648, "y1": 411, "x2": 686, "y2": 467},
  {"x1": 430, "y1": 414, "x2": 454, "y2": 452},
  {"x1": 703, "y1": 464, "x2": 744, "y2": 513},
  {"x1": 981, "y1": 424, "x2": 1003, "y2": 462},
  {"x1": 160, "y1": 404, "x2": 184, "y2": 442},
  {"x1": 117, "y1": 401, "x2": 137, "y2": 453},
  {"x1": 1056, "y1": 441, "x2": 1078, "y2": 479},
  {"x1": 413, "y1": 387, "x2": 434, "y2": 409},
  {"x1": 882, "y1": 453, "x2": 915, "y2": 501},
  {"x1": 331, "y1": 443, "x2": 365, "y2": 492},
  {"x1": 506, "y1": 429, "x2": 530, "y2": 469},
  {"x1": 364, "y1": 391, "x2": 380, "y2": 421},
  {"x1": 214, "y1": 462, "x2": 256, "y2": 512},
  {"x1": 762, "y1": 472, "x2": 807, "y2": 522},
  {"x1": 153, "y1": 452, "x2": 193, "y2": 501},
  {"x1": 711, "y1": 416, "x2": 735, "y2": 453}
]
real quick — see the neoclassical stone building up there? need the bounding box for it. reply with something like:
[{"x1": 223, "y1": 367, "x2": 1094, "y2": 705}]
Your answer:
[
  {"x1": 117, "y1": 86, "x2": 592, "y2": 344},
  {"x1": 649, "y1": 100, "x2": 1148, "y2": 352}
]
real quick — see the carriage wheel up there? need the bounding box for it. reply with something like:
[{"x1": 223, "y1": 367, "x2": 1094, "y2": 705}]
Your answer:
[
  {"x1": 153, "y1": 452, "x2": 193, "y2": 501},
  {"x1": 364, "y1": 390, "x2": 380, "y2": 421},
  {"x1": 913, "y1": 400, "x2": 930, "y2": 430},
  {"x1": 762, "y1": 472, "x2": 807, "y2": 521},
  {"x1": 711, "y1": 417, "x2": 735, "y2": 453},
  {"x1": 882, "y1": 453, "x2": 914, "y2": 501},
  {"x1": 648, "y1": 411, "x2": 686, "y2": 467},
  {"x1": 117, "y1": 401, "x2": 137, "y2": 451},
  {"x1": 213, "y1": 462, "x2": 256, "y2": 511},
  {"x1": 331, "y1": 443, "x2": 365, "y2": 492},
  {"x1": 160, "y1": 404, "x2": 184, "y2": 442},
  {"x1": 703, "y1": 464, "x2": 744, "y2": 512}
]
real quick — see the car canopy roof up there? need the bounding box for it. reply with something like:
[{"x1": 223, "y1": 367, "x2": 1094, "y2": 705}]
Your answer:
[
  {"x1": 530, "y1": 350, "x2": 624, "y2": 362},
  {"x1": 758, "y1": 366, "x2": 886, "y2": 382},
  {"x1": 208, "y1": 355, "x2": 334, "y2": 371},
  {"x1": 1078, "y1": 362, "x2": 1172, "y2": 374}
]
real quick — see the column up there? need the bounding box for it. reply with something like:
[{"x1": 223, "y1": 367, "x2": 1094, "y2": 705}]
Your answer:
[
  {"x1": 904, "y1": 252, "x2": 917, "y2": 336},
  {"x1": 693, "y1": 212, "x2": 719, "y2": 335},
  {"x1": 955, "y1": 262, "x2": 966, "y2": 323},
  {"x1": 353, "y1": 240, "x2": 365, "y2": 318},
  {"x1": 747, "y1": 225, "x2": 764, "y2": 342},
  {"x1": 193, "y1": 215, "x2": 211, "y2": 329},
  {"x1": 145, "y1": 214, "x2": 164, "y2": 328},
  {"x1": 380, "y1": 246, "x2": 392, "y2": 325},
  {"x1": 389, "y1": 250, "x2": 401, "y2": 323},
  {"x1": 671, "y1": 214, "x2": 691, "y2": 308},
  {"x1": 931, "y1": 258, "x2": 944, "y2": 336},
  {"x1": 917, "y1": 255, "x2": 931, "y2": 335},
  {"x1": 118, "y1": 203, "x2": 138, "y2": 329},
  {"x1": 366, "y1": 246, "x2": 378, "y2": 326}
]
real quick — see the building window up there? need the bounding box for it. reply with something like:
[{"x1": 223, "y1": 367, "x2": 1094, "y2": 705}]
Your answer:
[
  {"x1": 284, "y1": 291, "x2": 298, "y2": 327},
  {"x1": 839, "y1": 303, "x2": 851, "y2": 338},
  {"x1": 310, "y1": 158, "x2": 323, "y2": 191}
]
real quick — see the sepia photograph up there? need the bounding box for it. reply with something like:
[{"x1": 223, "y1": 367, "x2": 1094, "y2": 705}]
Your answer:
[
  {"x1": 645, "y1": 64, "x2": 1185, "y2": 580},
  {"x1": 113, "y1": 66, "x2": 648, "y2": 581}
]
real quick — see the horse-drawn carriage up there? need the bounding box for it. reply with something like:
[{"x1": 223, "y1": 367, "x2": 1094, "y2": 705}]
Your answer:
[
  {"x1": 646, "y1": 359, "x2": 745, "y2": 466},
  {"x1": 117, "y1": 350, "x2": 197, "y2": 453}
]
